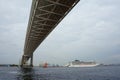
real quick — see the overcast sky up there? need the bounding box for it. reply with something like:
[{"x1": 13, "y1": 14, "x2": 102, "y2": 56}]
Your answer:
[{"x1": 0, "y1": 0, "x2": 120, "y2": 65}]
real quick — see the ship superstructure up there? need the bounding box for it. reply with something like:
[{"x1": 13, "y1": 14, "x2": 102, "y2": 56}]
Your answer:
[{"x1": 66, "y1": 60, "x2": 99, "y2": 67}]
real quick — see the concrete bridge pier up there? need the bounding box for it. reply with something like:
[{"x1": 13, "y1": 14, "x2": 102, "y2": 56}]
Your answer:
[
  {"x1": 21, "y1": 54, "x2": 33, "y2": 67},
  {"x1": 30, "y1": 54, "x2": 33, "y2": 67}
]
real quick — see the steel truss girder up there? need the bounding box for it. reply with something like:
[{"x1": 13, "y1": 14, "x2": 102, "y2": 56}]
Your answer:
[{"x1": 22, "y1": 0, "x2": 80, "y2": 66}]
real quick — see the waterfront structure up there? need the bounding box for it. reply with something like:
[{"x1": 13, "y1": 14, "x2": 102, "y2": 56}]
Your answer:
[
  {"x1": 66, "y1": 60, "x2": 99, "y2": 67},
  {"x1": 21, "y1": 0, "x2": 80, "y2": 67}
]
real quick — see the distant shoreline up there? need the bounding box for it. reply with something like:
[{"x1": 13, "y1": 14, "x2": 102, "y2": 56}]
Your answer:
[
  {"x1": 0, "y1": 64, "x2": 19, "y2": 67},
  {"x1": 0, "y1": 64, "x2": 120, "y2": 67}
]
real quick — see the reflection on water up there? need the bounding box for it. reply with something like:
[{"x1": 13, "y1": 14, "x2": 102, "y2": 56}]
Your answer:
[
  {"x1": 16, "y1": 67, "x2": 49, "y2": 80},
  {"x1": 17, "y1": 68, "x2": 35, "y2": 80}
]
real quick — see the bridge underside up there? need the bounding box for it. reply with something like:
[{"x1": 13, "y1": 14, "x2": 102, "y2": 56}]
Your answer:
[{"x1": 21, "y1": 0, "x2": 80, "y2": 67}]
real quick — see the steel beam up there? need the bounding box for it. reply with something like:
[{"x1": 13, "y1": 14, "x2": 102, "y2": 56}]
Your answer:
[{"x1": 21, "y1": 0, "x2": 80, "y2": 67}]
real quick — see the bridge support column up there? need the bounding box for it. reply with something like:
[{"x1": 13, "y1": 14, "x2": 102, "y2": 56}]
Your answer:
[
  {"x1": 30, "y1": 54, "x2": 33, "y2": 67},
  {"x1": 21, "y1": 55, "x2": 33, "y2": 67},
  {"x1": 21, "y1": 55, "x2": 25, "y2": 67}
]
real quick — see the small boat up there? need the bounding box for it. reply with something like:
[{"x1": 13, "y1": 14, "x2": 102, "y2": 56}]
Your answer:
[{"x1": 43, "y1": 62, "x2": 48, "y2": 68}]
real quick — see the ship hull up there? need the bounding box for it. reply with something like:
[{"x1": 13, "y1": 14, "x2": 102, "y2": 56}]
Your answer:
[{"x1": 68, "y1": 64, "x2": 99, "y2": 67}]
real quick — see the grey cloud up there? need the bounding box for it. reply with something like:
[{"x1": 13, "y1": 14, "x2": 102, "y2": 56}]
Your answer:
[{"x1": 0, "y1": 0, "x2": 120, "y2": 65}]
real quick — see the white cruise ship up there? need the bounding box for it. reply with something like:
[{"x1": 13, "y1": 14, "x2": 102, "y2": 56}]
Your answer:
[{"x1": 66, "y1": 60, "x2": 99, "y2": 67}]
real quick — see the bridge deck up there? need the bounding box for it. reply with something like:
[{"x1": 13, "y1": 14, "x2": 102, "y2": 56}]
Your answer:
[{"x1": 22, "y1": 0, "x2": 80, "y2": 65}]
